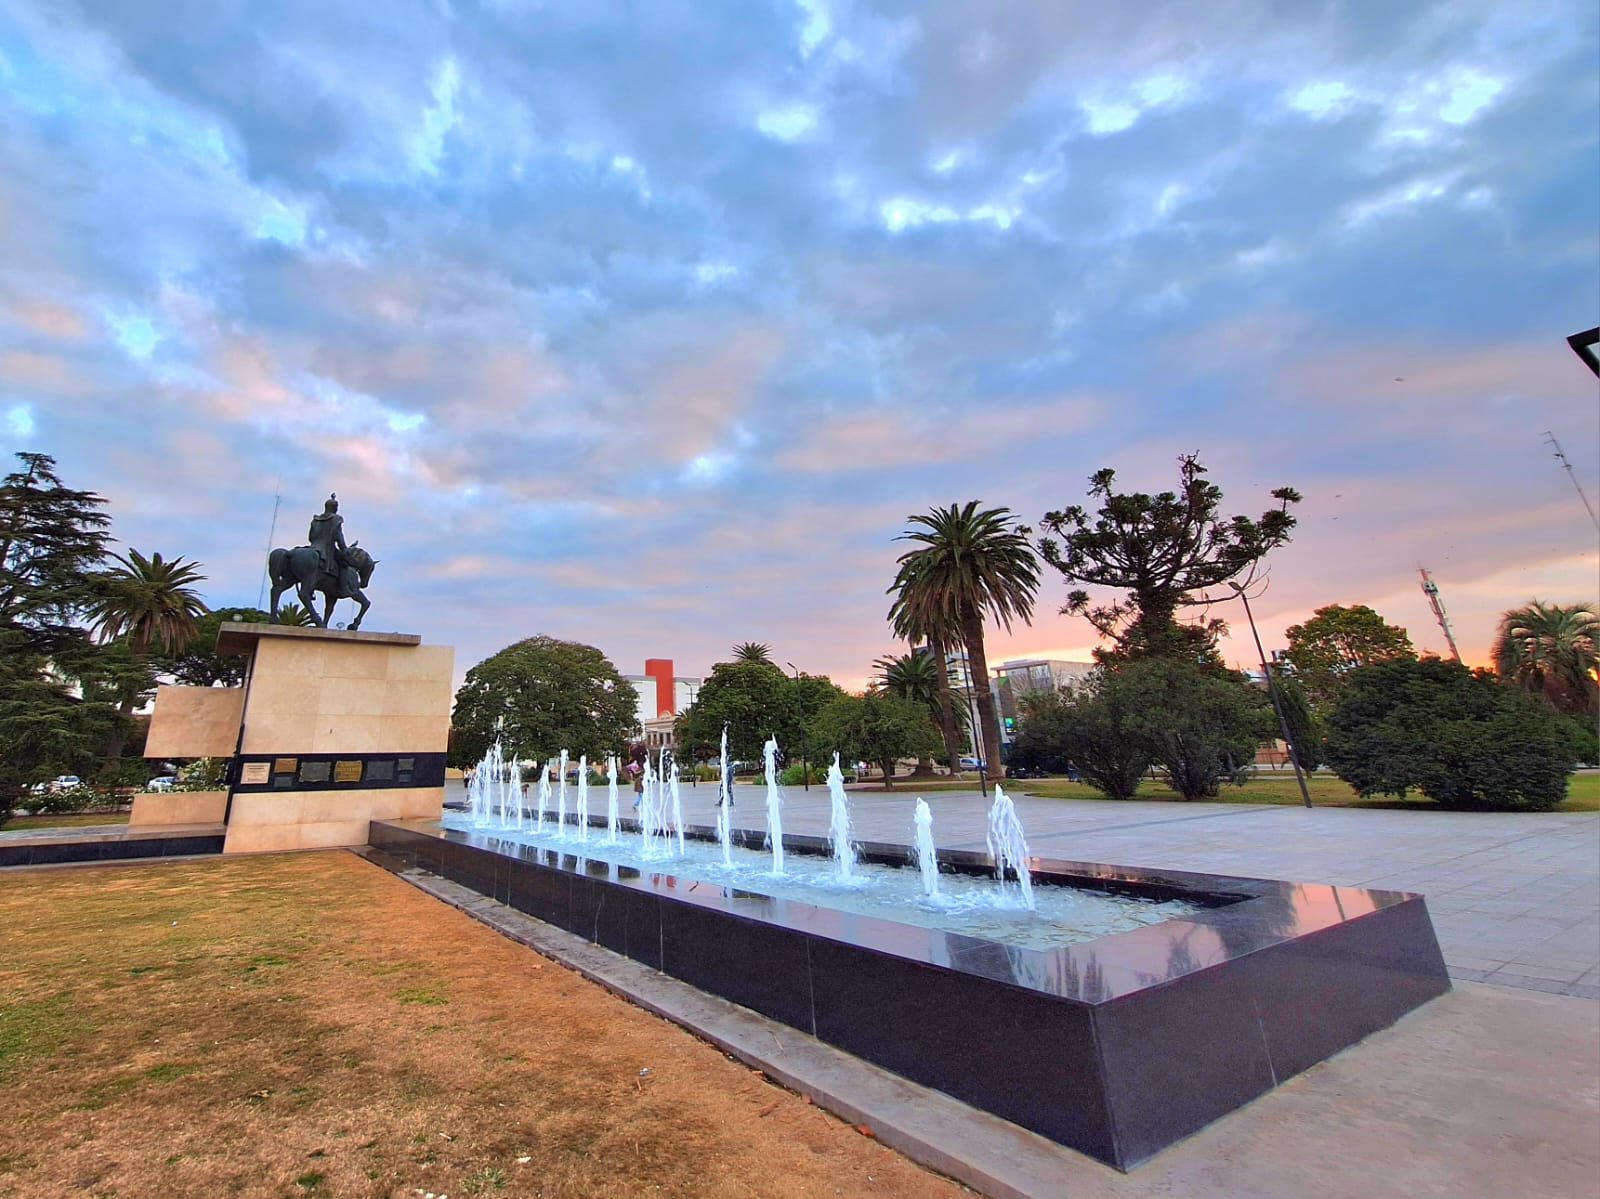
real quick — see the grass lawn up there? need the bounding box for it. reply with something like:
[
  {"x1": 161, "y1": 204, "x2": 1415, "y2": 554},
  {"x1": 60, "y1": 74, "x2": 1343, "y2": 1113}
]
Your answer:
[
  {"x1": 0, "y1": 853, "x2": 958, "y2": 1199},
  {"x1": 857, "y1": 771, "x2": 1600, "y2": 813}
]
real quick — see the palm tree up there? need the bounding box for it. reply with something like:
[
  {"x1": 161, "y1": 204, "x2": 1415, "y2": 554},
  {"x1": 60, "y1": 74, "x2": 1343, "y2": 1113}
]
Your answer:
[
  {"x1": 732, "y1": 641, "x2": 774, "y2": 665},
  {"x1": 889, "y1": 502, "x2": 1039, "y2": 779},
  {"x1": 887, "y1": 570, "x2": 965, "y2": 773},
  {"x1": 274, "y1": 603, "x2": 318, "y2": 628},
  {"x1": 874, "y1": 647, "x2": 951, "y2": 774},
  {"x1": 90, "y1": 548, "x2": 207, "y2": 760},
  {"x1": 1493, "y1": 601, "x2": 1599, "y2": 718},
  {"x1": 92, "y1": 550, "x2": 207, "y2": 658}
]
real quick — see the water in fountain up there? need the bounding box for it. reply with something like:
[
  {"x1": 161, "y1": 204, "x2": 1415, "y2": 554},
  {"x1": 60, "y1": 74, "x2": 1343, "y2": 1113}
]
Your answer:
[
  {"x1": 764, "y1": 736, "x2": 784, "y2": 874},
  {"x1": 536, "y1": 759, "x2": 551, "y2": 834},
  {"x1": 606, "y1": 756, "x2": 620, "y2": 843},
  {"x1": 825, "y1": 753, "x2": 855, "y2": 880},
  {"x1": 668, "y1": 753, "x2": 685, "y2": 856},
  {"x1": 640, "y1": 754, "x2": 665, "y2": 856},
  {"x1": 985, "y1": 784, "x2": 1035, "y2": 910},
  {"x1": 507, "y1": 756, "x2": 525, "y2": 831},
  {"x1": 913, "y1": 798, "x2": 939, "y2": 900},
  {"x1": 715, "y1": 725, "x2": 733, "y2": 866},
  {"x1": 553, "y1": 750, "x2": 568, "y2": 835},
  {"x1": 576, "y1": 755, "x2": 589, "y2": 843}
]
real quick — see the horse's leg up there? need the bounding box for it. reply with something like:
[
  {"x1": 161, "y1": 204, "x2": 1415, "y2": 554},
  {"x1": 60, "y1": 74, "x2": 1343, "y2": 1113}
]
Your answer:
[
  {"x1": 348, "y1": 589, "x2": 370, "y2": 631},
  {"x1": 269, "y1": 579, "x2": 284, "y2": 623},
  {"x1": 322, "y1": 592, "x2": 337, "y2": 628},
  {"x1": 299, "y1": 578, "x2": 326, "y2": 627}
]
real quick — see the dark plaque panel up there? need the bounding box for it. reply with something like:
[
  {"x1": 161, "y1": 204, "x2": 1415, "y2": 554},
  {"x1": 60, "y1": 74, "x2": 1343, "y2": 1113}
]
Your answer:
[
  {"x1": 298, "y1": 761, "x2": 331, "y2": 783},
  {"x1": 367, "y1": 760, "x2": 395, "y2": 781}
]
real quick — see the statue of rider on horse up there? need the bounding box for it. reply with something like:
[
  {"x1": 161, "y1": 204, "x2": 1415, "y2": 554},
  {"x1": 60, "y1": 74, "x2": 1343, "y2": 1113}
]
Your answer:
[{"x1": 267, "y1": 494, "x2": 379, "y2": 630}]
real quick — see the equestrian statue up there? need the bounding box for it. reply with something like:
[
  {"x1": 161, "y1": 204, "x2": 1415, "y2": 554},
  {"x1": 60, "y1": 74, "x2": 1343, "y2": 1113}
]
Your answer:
[{"x1": 267, "y1": 493, "x2": 379, "y2": 630}]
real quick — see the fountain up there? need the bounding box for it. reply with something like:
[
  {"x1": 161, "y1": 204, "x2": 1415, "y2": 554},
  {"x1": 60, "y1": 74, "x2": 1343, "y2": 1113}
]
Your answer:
[
  {"x1": 985, "y1": 784, "x2": 1034, "y2": 910},
  {"x1": 576, "y1": 755, "x2": 589, "y2": 843},
  {"x1": 535, "y1": 759, "x2": 551, "y2": 834},
  {"x1": 391, "y1": 736, "x2": 1450, "y2": 1170},
  {"x1": 605, "y1": 756, "x2": 620, "y2": 844},
  {"x1": 763, "y1": 736, "x2": 784, "y2": 874},
  {"x1": 555, "y1": 750, "x2": 568, "y2": 835},
  {"x1": 913, "y1": 798, "x2": 939, "y2": 900},
  {"x1": 825, "y1": 753, "x2": 855, "y2": 880},
  {"x1": 715, "y1": 726, "x2": 733, "y2": 867}
]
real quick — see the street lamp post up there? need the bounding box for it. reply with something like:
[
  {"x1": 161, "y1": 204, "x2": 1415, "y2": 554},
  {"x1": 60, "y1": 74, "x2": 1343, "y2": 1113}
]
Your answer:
[
  {"x1": 1227, "y1": 582, "x2": 1313, "y2": 809},
  {"x1": 786, "y1": 662, "x2": 810, "y2": 791}
]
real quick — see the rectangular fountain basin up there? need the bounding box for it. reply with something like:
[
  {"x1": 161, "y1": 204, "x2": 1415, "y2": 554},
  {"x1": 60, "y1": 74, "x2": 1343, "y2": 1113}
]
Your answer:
[{"x1": 366, "y1": 818, "x2": 1449, "y2": 1170}]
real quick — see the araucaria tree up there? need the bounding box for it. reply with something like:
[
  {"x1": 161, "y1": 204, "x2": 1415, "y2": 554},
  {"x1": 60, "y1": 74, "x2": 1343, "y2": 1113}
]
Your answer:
[
  {"x1": 1036, "y1": 455, "x2": 1301, "y2": 662},
  {"x1": 889, "y1": 502, "x2": 1038, "y2": 779},
  {"x1": 450, "y1": 636, "x2": 639, "y2": 768}
]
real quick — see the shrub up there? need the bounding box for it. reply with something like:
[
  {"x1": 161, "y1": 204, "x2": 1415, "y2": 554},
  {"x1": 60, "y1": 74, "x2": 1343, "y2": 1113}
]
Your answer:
[
  {"x1": 1325, "y1": 657, "x2": 1576, "y2": 811},
  {"x1": 1121, "y1": 659, "x2": 1274, "y2": 800},
  {"x1": 1012, "y1": 674, "x2": 1151, "y2": 800}
]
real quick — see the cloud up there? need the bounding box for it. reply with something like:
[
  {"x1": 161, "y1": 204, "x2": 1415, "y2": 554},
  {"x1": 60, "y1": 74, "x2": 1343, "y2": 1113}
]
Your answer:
[{"x1": 0, "y1": 0, "x2": 1592, "y2": 692}]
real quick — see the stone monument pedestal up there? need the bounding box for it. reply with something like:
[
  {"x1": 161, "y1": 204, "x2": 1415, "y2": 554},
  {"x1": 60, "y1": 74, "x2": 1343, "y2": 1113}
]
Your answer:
[{"x1": 144, "y1": 623, "x2": 453, "y2": 853}]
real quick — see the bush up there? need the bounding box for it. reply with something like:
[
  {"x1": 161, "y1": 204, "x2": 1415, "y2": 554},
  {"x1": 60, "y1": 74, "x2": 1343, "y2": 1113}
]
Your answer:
[
  {"x1": 778, "y1": 763, "x2": 820, "y2": 787},
  {"x1": 1325, "y1": 657, "x2": 1576, "y2": 811},
  {"x1": 24, "y1": 787, "x2": 104, "y2": 816},
  {"x1": 1121, "y1": 659, "x2": 1274, "y2": 800},
  {"x1": 1011, "y1": 675, "x2": 1150, "y2": 800}
]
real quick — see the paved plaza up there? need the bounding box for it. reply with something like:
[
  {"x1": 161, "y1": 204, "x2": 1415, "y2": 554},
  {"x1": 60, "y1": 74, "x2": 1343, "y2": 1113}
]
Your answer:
[{"x1": 677, "y1": 781, "x2": 1600, "y2": 1000}]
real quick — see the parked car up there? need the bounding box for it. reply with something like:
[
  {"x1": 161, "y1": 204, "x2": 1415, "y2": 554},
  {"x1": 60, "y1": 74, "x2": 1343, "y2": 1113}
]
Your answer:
[
  {"x1": 1005, "y1": 763, "x2": 1045, "y2": 779},
  {"x1": 958, "y1": 756, "x2": 985, "y2": 771},
  {"x1": 147, "y1": 776, "x2": 177, "y2": 792},
  {"x1": 48, "y1": 775, "x2": 81, "y2": 793}
]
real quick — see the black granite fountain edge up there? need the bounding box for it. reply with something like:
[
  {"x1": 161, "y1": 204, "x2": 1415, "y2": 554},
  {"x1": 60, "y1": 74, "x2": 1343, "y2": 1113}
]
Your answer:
[
  {"x1": 351, "y1": 845, "x2": 1090, "y2": 1199},
  {"x1": 370, "y1": 818, "x2": 1452, "y2": 1168}
]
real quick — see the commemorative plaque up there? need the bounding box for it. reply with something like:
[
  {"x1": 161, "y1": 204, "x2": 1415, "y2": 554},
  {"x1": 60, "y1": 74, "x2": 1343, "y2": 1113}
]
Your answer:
[{"x1": 334, "y1": 760, "x2": 364, "y2": 784}]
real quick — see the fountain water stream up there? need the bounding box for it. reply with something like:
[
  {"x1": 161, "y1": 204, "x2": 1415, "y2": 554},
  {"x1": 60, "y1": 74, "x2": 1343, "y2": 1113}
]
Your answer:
[
  {"x1": 556, "y1": 750, "x2": 569, "y2": 835},
  {"x1": 825, "y1": 753, "x2": 855, "y2": 880},
  {"x1": 985, "y1": 784, "x2": 1035, "y2": 910},
  {"x1": 715, "y1": 726, "x2": 733, "y2": 866},
  {"x1": 576, "y1": 755, "x2": 589, "y2": 843},
  {"x1": 605, "y1": 756, "x2": 620, "y2": 843},
  {"x1": 763, "y1": 736, "x2": 784, "y2": 874},
  {"x1": 913, "y1": 798, "x2": 939, "y2": 899}
]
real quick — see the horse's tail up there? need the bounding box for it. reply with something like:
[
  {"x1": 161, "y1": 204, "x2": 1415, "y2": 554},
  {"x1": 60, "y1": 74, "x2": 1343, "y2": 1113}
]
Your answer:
[{"x1": 268, "y1": 546, "x2": 290, "y2": 583}]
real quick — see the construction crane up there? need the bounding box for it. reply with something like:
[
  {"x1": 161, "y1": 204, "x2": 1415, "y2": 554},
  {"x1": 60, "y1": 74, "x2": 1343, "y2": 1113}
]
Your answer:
[{"x1": 1417, "y1": 567, "x2": 1462, "y2": 662}]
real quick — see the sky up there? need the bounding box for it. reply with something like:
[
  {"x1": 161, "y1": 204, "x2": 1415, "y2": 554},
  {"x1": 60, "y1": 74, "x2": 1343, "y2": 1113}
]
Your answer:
[{"x1": 2, "y1": 0, "x2": 1596, "y2": 691}]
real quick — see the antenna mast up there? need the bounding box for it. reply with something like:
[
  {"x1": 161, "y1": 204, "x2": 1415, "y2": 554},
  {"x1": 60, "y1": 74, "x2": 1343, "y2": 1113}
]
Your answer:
[
  {"x1": 1417, "y1": 567, "x2": 1462, "y2": 662},
  {"x1": 1541, "y1": 431, "x2": 1600, "y2": 532},
  {"x1": 256, "y1": 487, "x2": 282, "y2": 608}
]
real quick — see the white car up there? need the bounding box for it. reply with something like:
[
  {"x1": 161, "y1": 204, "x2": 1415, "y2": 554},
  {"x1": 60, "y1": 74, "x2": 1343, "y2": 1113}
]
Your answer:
[
  {"x1": 49, "y1": 775, "x2": 81, "y2": 792},
  {"x1": 147, "y1": 776, "x2": 177, "y2": 792}
]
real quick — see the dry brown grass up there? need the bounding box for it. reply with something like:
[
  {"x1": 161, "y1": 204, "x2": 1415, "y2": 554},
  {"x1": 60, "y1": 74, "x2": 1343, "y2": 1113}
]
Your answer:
[{"x1": 0, "y1": 853, "x2": 966, "y2": 1199}]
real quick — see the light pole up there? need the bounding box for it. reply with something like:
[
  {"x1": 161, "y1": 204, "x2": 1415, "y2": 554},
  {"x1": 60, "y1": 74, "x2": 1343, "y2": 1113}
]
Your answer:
[
  {"x1": 786, "y1": 662, "x2": 810, "y2": 791},
  {"x1": 1227, "y1": 582, "x2": 1313, "y2": 809}
]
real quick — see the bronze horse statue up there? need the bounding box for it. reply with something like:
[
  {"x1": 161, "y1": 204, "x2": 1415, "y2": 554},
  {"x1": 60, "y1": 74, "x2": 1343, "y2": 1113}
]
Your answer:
[{"x1": 267, "y1": 543, "x2": 377, "y2": 630}]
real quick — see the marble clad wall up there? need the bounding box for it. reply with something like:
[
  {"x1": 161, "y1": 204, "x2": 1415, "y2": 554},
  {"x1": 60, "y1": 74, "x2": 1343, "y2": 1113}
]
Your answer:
[
  {"x1": 129, "y1": 790, "x2": 228, "y2": 827},
  {"x1": 227, "y1": 632, "x2": 452, "y2": 852},
  {"x1": 241, "y1": 639, "x2": 453, "y2": 756},
  {"x1": 144, "y1": 686, "x2": 246, "y2": 759}
]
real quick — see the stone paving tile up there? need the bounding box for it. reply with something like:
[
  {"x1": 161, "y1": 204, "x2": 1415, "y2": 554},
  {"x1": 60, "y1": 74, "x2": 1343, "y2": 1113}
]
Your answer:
[{"x1": 694, "y1": 787, "x2": 1600, "y2": 999}]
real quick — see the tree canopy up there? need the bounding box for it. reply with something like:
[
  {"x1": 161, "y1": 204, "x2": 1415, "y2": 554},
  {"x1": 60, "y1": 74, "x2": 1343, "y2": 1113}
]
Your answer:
[
  {"x1": 1282, "y1": 603, "x2": 1415, "y2": 708},
  {"x1": 1036, "y1": 454, "x2": 1301, "y2": 663},
  {"x1": 811, "y1": 689, "x2": 943, "y2": 788},
  {"x1": 675, "y1": 660, "x2": 844, "y2": 766},
  {"x1": 157, "y1": 607, "x2": 270, "y2": 687},
  {"x1": 450, "y1": 636, "x2": 639, "y2": 768}
]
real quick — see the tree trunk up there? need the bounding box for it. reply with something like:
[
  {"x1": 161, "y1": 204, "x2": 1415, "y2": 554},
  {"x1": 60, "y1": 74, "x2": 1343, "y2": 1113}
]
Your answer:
[
  {"x1": 928, "y1": 635, "x2": 964, "y2": 773},
  {"x1": 960, "y1": 611, "x2": 1002, "y2": 783}
]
